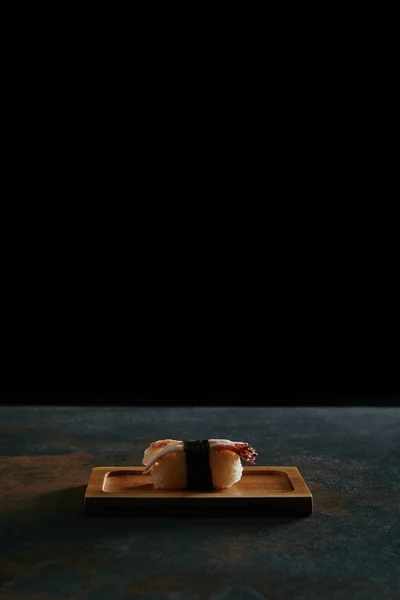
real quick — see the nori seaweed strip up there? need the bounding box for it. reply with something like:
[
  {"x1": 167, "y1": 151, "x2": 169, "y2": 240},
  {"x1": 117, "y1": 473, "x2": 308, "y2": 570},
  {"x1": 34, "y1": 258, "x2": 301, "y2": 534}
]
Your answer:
[{"x1": 184, "y1": 439, "x2": 213, "y2": 490}]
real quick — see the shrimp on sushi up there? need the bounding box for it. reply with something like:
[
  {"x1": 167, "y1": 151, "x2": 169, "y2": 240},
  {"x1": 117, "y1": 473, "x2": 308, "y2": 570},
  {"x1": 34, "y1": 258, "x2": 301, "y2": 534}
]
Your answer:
[{"x1": 142, "y1": 438, "x2": 258, "y2": 490}]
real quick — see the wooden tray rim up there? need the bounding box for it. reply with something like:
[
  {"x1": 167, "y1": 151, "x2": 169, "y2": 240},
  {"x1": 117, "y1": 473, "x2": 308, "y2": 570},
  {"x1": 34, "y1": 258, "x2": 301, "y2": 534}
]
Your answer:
[{"x1": 85, "y1": 466, "x2": 312, "y2": 499}]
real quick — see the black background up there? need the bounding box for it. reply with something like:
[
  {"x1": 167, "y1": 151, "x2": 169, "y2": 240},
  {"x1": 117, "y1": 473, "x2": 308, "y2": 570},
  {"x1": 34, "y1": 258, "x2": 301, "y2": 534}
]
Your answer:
[{"x1": 1, "y1": 389, "x2": 399, "y2": 406}]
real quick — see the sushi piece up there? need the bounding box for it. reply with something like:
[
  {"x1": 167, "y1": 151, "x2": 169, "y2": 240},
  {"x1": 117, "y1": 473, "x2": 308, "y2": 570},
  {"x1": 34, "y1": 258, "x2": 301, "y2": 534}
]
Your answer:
[{"x1": 142, "y1": 438, "x2": 257, "y2": 490}]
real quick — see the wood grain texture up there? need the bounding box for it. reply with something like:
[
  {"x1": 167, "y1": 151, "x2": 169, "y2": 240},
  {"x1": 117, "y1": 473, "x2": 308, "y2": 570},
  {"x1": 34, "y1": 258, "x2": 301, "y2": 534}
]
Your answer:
[{"x1": 84, "y1": 466, "x2": 313, "y2": 517}]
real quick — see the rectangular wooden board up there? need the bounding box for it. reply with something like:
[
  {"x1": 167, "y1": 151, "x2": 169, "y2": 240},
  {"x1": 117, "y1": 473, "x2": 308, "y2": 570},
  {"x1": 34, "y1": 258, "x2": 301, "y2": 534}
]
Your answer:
[{"x1": 84, "y1": 466, "x2": 313, "y2": 517}]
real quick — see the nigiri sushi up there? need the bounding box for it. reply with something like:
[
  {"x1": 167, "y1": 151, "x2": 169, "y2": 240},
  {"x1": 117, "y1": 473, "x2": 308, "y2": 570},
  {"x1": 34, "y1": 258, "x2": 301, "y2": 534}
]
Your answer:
[{"x1": 142, "y1": 438, "x2": 258, "y2": 490}]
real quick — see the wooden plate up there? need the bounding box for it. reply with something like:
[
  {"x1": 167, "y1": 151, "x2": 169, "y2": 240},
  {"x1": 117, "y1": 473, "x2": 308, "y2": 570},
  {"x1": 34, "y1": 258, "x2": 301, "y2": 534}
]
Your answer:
[{"x1": 84, "y1": 466, "x2": 312, "y2": 517}]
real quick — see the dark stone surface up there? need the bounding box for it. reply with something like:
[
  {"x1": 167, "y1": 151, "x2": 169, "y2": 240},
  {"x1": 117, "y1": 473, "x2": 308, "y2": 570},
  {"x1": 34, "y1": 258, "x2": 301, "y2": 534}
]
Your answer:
[{"x1": 0, "y1": 407, "x2": 399, "y2": 599}]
